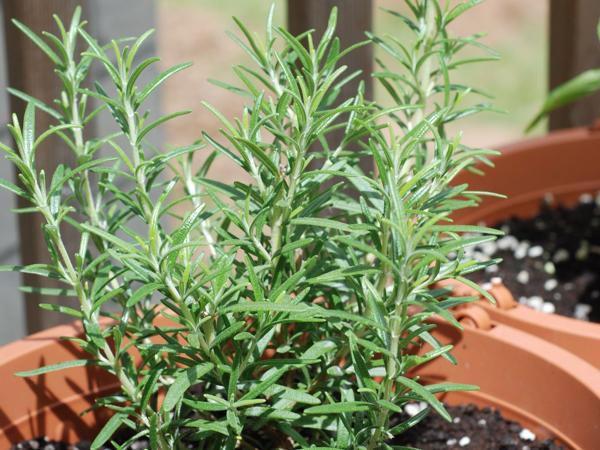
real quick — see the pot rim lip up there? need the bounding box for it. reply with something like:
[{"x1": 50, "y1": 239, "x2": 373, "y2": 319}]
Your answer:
[
  {"x1": 459, "y1": 179, "x2": 600, "y2": 225},
  {"x1": 457, "y1": 124, "x2": 600, "y2": 231},
  {"x1": 0, "y1": 321, "x2": 84, "y2": 366},
  {"x1": 499, "y1": 125, "x2": 600, "y2": 154},
  {"x1": 484, "y1": 301, "x2": 600, "y2": 335},
  {"x1": 468, "y1": 320, "x2": 600, "y2": 396}
]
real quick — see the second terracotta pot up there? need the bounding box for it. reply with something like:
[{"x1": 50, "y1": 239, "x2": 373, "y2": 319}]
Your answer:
[
  {"x1": 420, "y1": 309, "x2": 600, "y2": 450},
  {"x1": 452, "y1": 125, "x2": 600, "y2": 370}
]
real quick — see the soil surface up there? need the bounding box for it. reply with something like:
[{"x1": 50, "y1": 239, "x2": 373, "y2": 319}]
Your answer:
[
  {"x1": 399, "y1": 403, "x2": 563, "y2": 449},
  {"x1": 9, "y1": 428, "x2": 146, "y2": 450},
  {"x1": 12, "y1": 404, "x2": 561, "y2": 450},
  {"x1": 469, "y1": 194, "x2": 600, "y2": 322}
]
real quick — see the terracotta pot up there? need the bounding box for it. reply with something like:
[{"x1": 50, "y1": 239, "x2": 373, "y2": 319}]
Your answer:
[
  {"x1": 419, "y1": 308, "x2": 600, "y2": 450},
  {"x1": 452, "y1": 125, "x2": 600, "y2": 370},
  {"x1": 0, "y1": 322, "x2": 117, "y2": 447},
  {"x1": 454, "y1": 125, "x2": 600, "y2": 225},
  {"x1": 3, "y1": 311, "x2": 600, "y2": 449}
]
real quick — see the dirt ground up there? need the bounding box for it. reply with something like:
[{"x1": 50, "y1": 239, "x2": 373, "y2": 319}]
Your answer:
[{"x1": 156, "y1": 0, "x2": 549, "y2": 184}]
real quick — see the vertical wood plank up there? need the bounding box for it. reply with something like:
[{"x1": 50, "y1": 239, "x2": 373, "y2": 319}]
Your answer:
[
  {"x1": 3, "y1": 1, "x2": 84, "y2": 333},
  {"x1": 549, "y1": 0, "x2": 600, "y2": 130},
  {"x1": 288, "y1": 0, "x2": 373, "y2": 101},
  {"x1": 288, "y1": 0, "x2": 373, "y2": 172}
]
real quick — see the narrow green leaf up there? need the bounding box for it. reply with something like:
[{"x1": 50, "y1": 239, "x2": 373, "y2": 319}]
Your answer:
[
  {"x1": 183, "y1": 419, "x2": 228, "y2": 436},
  {"x1": 431, "y1": 224, "x2": 503, "y2": 236},
  {"x1": 162, "y1": 363, "x2": 214, "y2": 412},
  {"x1": 7, "y1": 88, "x2": 61, "y2": 120},
  {"x1": 455, "y1": 276, "x2": 497, "y2": 304},
  {"x1": 243, "y1": 406, "x2": 300, "y2": 421},
  {"x1": 12, "y1": 20, "x2": 61, "y2": 65},
  {"x1": 39, "y1": 303, "x2": 82, "y2": 318},
  {"x1": 224, "y1": 302, "x2": 312, "y2": 315},
  {"x1": 0, "y1": 264, "x2": 62, "y2": 279},
  {"x1": 182, "y1": 399, "x2": 228, "y2": 412},
  {"x1": 305, "y1": 401, "x2": 371, "y2": 415},
  {"x1": 301, "y1": 339, "x2": 337, "y2": 360},
  {"x1": 291, "y1": 217, "x2": 351, "y2": 232},
  {"x1": 126, "y1": 282, "x2": 162, "y2": 307},
  {"x1": 240, "y1": 367, "x2": 288, "y2": 401},
  {"x1": 16, "y1": 359, "x2": 92, "y2": 377},
  {"x1": 137, "y1": 110, "x2": 190, "y2": 144},
  {"x1": 80, "y1": 223, "x2": 137, "y2": 253},
  {"x1": 0, "y1": 178, "x2": 28, "y2": 198},
  {"x1": 395, "y1": 376, "x2": 450, "y2": 422},
  {"x1": 167, "y1": 205, "x2": 205, "y2": 266},
  {"x1": 138, "y1": 62, "x2": 192, "y2": 104},
  {"x1": 91, "y1": 414, "x2": 126, "y2": 450},
  {"x1": 528, "y1": 69, "x2": 600, "y2": 131}
]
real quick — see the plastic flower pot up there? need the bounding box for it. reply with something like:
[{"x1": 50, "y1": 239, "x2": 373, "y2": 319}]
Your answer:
[
  {"x1": 3, "y1": 310, "x2": 600, "y2": 449},
  {"x1": 451, "y1": 125, "x2": 600, "y2": 370}
]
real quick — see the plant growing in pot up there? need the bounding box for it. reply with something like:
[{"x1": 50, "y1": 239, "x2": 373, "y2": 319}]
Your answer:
[
  {"x1": 1, "y1": 2, "x2": 599, "y2": 450},
  {"x1": 446, "y1": 18, "x2": 600, "y2": 370}
]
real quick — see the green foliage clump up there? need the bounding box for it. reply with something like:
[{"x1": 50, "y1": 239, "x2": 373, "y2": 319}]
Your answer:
[{"x1": 1, "y1": 1, "x2": 500, "y2": 449}]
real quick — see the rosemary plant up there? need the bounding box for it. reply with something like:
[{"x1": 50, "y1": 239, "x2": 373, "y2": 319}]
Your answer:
[{"x1": 1, "y1": 2, "x2": 501, "y2": 449}]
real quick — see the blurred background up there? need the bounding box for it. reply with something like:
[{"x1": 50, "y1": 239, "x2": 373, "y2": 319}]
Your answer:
[
  {"x1": 160, "y1": 0, "x2": 548, "y2": 153},
  {"x1": 0, "y1": 0, "x2": 549, "y2": 343}
]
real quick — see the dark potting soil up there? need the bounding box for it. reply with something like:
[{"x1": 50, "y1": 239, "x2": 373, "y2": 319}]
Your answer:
[
  {"x1": 9, "y1": 429, "x2": 146, "y2": 450},
  {"x1": 12, "y1": 404, "x2": 562, "y2": 450},
  {"x1": 10, "y1": 438, "x2": 131, "y2": 450},
  {"x1": 398, "y1": 403, "x2": 563, "y2": 449},
  {"x1": 469, "y1": 193, "x2": 600, "y2": 322}
]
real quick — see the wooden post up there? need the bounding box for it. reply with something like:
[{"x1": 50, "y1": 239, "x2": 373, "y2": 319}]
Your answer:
[
  {"x1": 549, "y1": 0, "x2": 600, "y2": 130},
  {"x1": 3, "y1": 1, "x2": 85, "y2": 333},
  {"x1": 288, "y1": 0, "x2": 373, "y2": 172},
  {"x1": 288, "y1": 0, "x2": 373, "y2": 100}
]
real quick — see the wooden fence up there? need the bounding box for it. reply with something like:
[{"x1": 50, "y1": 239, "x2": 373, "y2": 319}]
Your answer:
[{"x1": 0, "y1": 0, "x2": 159, "y2": 341}]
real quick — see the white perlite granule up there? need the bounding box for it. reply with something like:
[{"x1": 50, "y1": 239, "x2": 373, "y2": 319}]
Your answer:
[
  {"x1": 519, "y1": 428, "x2": 536, "y2": 442},
  {"x1": 552, "y1": 249, "x2": 569, "y2": 263},
  {"x1": 516, "y1": 270, "x2": 529, "y2": 284},
  {"x1": 574, "y1": 303, "x2": 592, "y2": 321},
  {"x1": 543, "y1": 262, "x2": 556, "y2": 276},
  {"x1": 541, "y1": 302, "x2": 556, "y2": 314},
  {"x1": 458, "y1": 436, "x2": 471, "y2": 447},
  {"x1": 544, "y1": 279, "x2": 558, "y2": 291},
  {"x1": 404, "y1": 402, "x2": 427, "y2": 417},
  {"x1": 527, "y1": 296, "x2": 543, "y2": 310},
  {"x1": 528, "y1": 245, "x2": 543, "y2": 258},
  {"x1": 497, "y1": 235, "x2": 517, "y2": 251}
]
